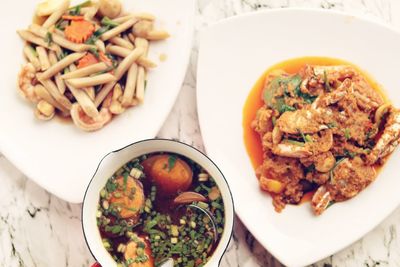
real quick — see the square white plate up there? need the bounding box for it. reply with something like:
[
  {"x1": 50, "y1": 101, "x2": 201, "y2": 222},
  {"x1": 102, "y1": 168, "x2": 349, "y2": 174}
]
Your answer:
[
  {"x1": 0, "y1": 0, "x2": 194, "y2": 203},
  {"x1": 197, "y1": 9, "x2": 400, "y2": 267}
]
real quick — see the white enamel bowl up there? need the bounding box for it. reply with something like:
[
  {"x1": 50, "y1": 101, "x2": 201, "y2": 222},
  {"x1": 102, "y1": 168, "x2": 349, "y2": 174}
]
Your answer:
[{"x1": 82, "y1": 139, "x2": 234, "y2": 267}]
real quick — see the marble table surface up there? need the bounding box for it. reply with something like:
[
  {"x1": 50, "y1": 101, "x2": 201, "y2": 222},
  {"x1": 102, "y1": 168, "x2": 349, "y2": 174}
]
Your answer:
[{"x1": 1, "y1": 0, "x2": 400, "y2": 266}]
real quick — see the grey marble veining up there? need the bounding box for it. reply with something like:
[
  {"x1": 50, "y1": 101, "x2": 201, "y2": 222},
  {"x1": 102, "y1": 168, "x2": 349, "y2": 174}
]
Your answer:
[{"x1": 1, "y1": 0, "x2": 400, "y2": 266}]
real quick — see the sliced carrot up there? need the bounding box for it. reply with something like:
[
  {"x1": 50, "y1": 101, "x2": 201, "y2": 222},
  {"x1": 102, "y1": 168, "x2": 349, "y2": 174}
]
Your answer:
[
  {"x1": 77, "y1": 52, "x2": 113, "y2": 69},
  {"x1": 61, "y1": 15, "x2": 84, "y2": 21},
  {"x1": 77, "y1": 53, "x2": 98, "y2": 69},
  {"x1": 64, "y1": 20, "x2": 95, "y2": 43},
  {"x1": 99, "y1": 52, "x2": 113, "y2": 67}
]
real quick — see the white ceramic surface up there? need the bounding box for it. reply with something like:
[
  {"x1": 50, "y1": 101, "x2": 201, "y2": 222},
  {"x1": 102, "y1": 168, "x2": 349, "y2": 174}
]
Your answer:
[
  {"x1": 82, "y1": 139, "x2": 234, "y2": 267},
  {"x1": 197, "y1": 8, "x2": 400, "y2": 267},
  {"x1": 0, "y1": 0, "x2": 195, "y2": 203}
]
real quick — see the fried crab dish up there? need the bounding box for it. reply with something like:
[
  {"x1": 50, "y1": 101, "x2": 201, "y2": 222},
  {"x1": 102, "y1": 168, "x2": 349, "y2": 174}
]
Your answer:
[{"x1": 246, "y1": 58, "x2": 400, "y2": 215}]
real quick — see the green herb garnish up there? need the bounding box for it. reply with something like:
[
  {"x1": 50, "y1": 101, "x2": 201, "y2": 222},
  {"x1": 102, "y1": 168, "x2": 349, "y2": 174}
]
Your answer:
[
  {"x1": 279, "y1": 104, "x2": 296, "y2": 113},
  {"x1": 323, "y1": 70, "x2": 331, "y2": 92},
  {"x1": 68, "y1": 0, "x2": 92, "y2": 15},
  {"x1": 294, "y1": 85, "x2": 318, "y2": 104},
  {"x1": 271, "y1": 116, "x2": 276, "y2": 126},
  {"x1": 55, "y1": 19, "x2": 68, "y2": 30},
  {"x1": 28, "y1": 45, "x2": 38, "y2": 57},
  {"x1": 344, "y1": 128, "x2": 351, "y2": 140},
  {"x1": 327, "y1": 122, "x2": 337, "y2": 129},
  {"x1": 326, "y1": 201, "x2": 335, "y2": 209},
  {"x1": 298, "y1": 129, "x2": 312, "y2": 143},
  {"x1": 168, "y1": 155, "x2": 177, "y2": 171},
  {"x1": 123, "y1": 172, "x2": 129, "y2": 192},
  {"x1": 69, "y1": 5, "x2": 81, "y2": 16},
  {"x1": 105, "y1": 179, "x2": 117, "y2": 193},
  {"x1": 101, "y1": 16, "x2": 120, "y2": 28},
  {"x1": 86, "y1": 26, "x2": 110, "y2": 44},
  {"x1": 344, "y1": 149, "x2": 357, "y2": 158},
  {"x1": 285, "y1": 139, "x2": 305, "y2": 147},
  {"x1": 45, "y1": 32, "x2": 53, "y2": 46},
  {"x1": 89, "y1": 47, "x2": 100, "y2": 58}
]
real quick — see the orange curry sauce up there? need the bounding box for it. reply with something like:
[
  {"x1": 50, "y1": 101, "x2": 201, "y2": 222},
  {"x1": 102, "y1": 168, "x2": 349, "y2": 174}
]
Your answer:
[{"x1": 242, "y1": 56, "x2": 388, "y2": 203}]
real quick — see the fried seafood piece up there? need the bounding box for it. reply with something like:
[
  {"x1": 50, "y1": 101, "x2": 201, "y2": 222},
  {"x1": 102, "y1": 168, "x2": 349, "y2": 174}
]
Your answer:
[
  {"x1": 275, "y1": 109, "x2": 328, "y2": 134},
  {"x1": 352, "y1": 75, "x2": 384, "y2": 111},
  {"x1": 312, "y1": 79, "x2": 353, "y2": 108},
  {"x1": 299, "y1": 65, "x2": 355, "y2": 94},
  {"x1": 271, "y1": 129, "x2": 333, "y2": 158},
  {"x1": 300, "y1": 151, "x2": 336, "y2": 173},
  {"x1": 257, "y1": 155, "x2": 304, "y2": 184},
  {"x1": 258, "y1": 155, "x2": 305, "y2": 212},
  {"x1": 366, "y1": 106, "x2": 400, "y2": 164},
  {"x1": 311, "y1": 157, "x2": 376, "y2": 215},
  {"x1": 306, "y1": 171, "x2": 330, "y2": 185},
  {"x1": 70, "y1": 103, "x2": 112, "y2": 131},
  {"x1": 272, "y1": 141, "x2": 312, "y2": 158},
  {"x1": 18, "y1": 63, "x2": 39, "y2": 103},
  {"x1": 251, "y1": 107, "x2": 275, "y2": 136},
  {"x1": 312, "y1": 65, "x2": 356, "y2": 82}
]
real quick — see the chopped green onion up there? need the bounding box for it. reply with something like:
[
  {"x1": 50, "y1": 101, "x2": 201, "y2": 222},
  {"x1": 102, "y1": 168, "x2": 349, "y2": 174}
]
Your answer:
[
  {"x1": 344, "y1": 128, "x2": 351, "y2": 140},
  {"x1": 45, "y1": 32, "x2": 53, "y2": 46},
  {"x1": 324, "y1": 70, "x2": 331, "y2": 92},
  {"x1": 285, "y1": 139, "x2": 305, "y2": 147},
  {"x1": 101, "y1": 16, "x2": 120, "y2": 28}
]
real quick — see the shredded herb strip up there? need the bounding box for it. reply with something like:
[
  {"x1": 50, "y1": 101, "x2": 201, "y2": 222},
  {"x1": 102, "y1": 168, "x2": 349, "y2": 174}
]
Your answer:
[
  {"x1": 86, "y1": 26, "x2": 110, "y2": 44},
  {"x1": 344, "y1": 128, "x2": 351, "y2": 140},
  {"x1": 326, "y1": 201, "x2": 335, "y2": 209},
  {"x1": 89, "y1": 47, "x2": 100, "y2": 58},
  {"x1": 167, "y1": 155, "x2": 177, "y2": 171},
  {"x1": 323, "y1": 70, "x2": 331, "y2": 92},
  {"x1": 285, "y1": 139, "x2": 305, "y2": 147},
  {"x1": 28, "y1": 45, "x2": 38, "y2": 57},
  {"x1": 68, "y1": 0, "x2": 92, "y2": 14},
  {"x1": 101, "y1": 17, "x2": 120, "y2": 28},
  {"x1": 327, "y1": 122, "x2": 337, "y2": 129},
  {"x1": 69, "y1": 5, "x2": 81, "y2": 16},
  {"x1": 123, "y1": 172, "x2": 129, "y2": 192},
  {"x1": 298, "y1": 129, "x2": 312, "y2": 143},
  {"x1": 329, "y1": 157, "x2": 347, "y2": 182},
  {"x1": 55, "y1": 19, "x2": 68, "y2": 30},
  {"x1": 45, "y1": 32, "x2": 53, "y2": 46}
]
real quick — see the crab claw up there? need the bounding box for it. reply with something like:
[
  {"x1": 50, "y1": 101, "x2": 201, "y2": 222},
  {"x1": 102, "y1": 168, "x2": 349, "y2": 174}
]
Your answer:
[
  {"x1": 272, "y1": 141, "x2": 312, "y2": 158},
  {"x1": 366, "y1": 107, "x2": 400, "y2": 164},
  {"x1": 312, "y1": 79, "x2": 353, "y2": 109},
  {"x1": 311, "y1": 185, "x2": 332, "y2": 215},
  {"x1": 313, "y1": 65, "x2": 356, "y2": 81},
  {"x1": 276, "y1": 109, "x2": 327, "y2": 134}
]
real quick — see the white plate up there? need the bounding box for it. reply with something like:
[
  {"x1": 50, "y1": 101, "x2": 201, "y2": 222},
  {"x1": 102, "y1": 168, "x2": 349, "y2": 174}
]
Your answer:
[
  {"x1": 197, "y1": 9, "x2": 400, "y2": 267},
  {"x1": 0, "y1": 0, "x2": 194, "y2": 203}
]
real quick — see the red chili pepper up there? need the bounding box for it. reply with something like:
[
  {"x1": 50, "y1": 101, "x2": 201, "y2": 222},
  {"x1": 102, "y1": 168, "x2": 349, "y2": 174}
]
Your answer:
[{"x1": 91, "y1": 263, "x2": 101, "y2": 267}]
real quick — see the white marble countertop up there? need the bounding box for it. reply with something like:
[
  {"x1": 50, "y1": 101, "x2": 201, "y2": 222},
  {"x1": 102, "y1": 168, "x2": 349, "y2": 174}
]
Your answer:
[{"x1": 1, "y1": 0, "x2": 400, "y2": 266}]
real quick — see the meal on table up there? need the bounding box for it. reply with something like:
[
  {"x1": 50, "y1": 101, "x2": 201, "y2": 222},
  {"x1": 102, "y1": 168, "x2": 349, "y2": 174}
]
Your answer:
[
  {"x1": 96, "y1": 152, "x2": 225, "y2": 266},
  {"x1": 244, "y1": 57, "x2": 400, "y2": 215},
  {"x1": 17, "y1": 0, "x2": 169, "y2": 131}
]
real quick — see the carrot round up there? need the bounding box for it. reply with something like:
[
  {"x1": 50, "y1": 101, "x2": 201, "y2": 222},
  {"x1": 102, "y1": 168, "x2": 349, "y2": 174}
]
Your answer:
[{"x1": 64, "y1": 20, "x2": 95, "y2": 43}]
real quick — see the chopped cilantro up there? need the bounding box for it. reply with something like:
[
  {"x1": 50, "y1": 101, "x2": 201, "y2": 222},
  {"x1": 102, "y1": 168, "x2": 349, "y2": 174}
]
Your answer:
[
  {"x1": 168, "y1": 155, "x2": 177, "y2": 171},
  {"x1": 344, "y1": 128, "x2": 351, "y2": 140}
]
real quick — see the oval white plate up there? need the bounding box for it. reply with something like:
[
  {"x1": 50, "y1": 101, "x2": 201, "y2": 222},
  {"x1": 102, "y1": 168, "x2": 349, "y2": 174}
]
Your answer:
[
  {"x1": 197, "y1": 9, "x2": 400, "y2": 267},
  {"x1": 0, "y1": 0, "x2": 194, "y2": 203}
]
